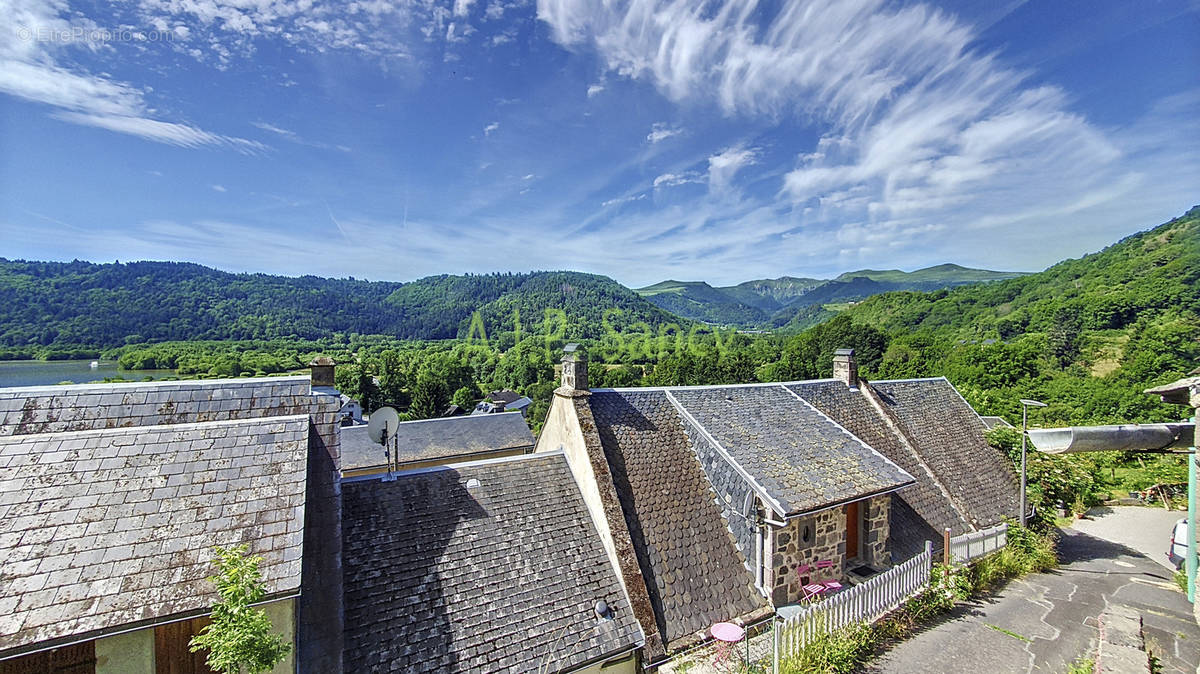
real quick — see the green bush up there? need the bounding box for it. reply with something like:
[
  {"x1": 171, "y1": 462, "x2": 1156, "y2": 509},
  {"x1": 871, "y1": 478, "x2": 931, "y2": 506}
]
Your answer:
[
  {"x1": 970, "y1": 523, "x2": 1057, "y2": 592},
  {"x1": 779, "y1": 622, "x2": 877, "y2": 674}
]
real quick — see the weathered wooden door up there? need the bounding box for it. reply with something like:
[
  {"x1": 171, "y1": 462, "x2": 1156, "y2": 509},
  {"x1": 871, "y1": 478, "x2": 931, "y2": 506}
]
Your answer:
[
  {"x1": 845, "y1": 501, "x2": 861, "y2": 560},
  {"x1": 0, "y1": 642, "x2": 96, "y2": 674}
]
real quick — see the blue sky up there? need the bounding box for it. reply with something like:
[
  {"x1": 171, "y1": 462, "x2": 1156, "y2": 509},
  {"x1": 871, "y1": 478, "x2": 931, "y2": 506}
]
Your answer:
[{"x1": 1, "y1": 0, "x2": 1197, "y2": 287}]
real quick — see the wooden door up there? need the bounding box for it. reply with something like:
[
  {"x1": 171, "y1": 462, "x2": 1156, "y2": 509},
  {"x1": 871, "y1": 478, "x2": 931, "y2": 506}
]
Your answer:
[
  {"x1": 0, "y1": 642, "x2": 95, "y2": 674},
  {"x1": 154, "y1": 617, "x2": 215, "y2": 674},
  {"x1": 845, "y1": 501, "x2": 861, "y2": 560}
]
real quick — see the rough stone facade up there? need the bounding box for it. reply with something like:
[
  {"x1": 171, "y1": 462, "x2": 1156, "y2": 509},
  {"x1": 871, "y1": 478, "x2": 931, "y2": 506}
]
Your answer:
[
  {"x1": 768, "y1": 495, "x2": 891, "y2": 606},
  {"x1": 770, "y1": 507, "x2": 844, "y2": 605},
  {"x1": 862, "y1": 495, "x2": 891, "y2": 568}
]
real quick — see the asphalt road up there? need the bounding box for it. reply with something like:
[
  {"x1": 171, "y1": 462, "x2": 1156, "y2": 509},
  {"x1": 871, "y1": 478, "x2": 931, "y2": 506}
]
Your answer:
[
  {"x1": 1072, "y1": 505, "x2": 1184, "y2": 571},
  {"x1": 868, "y1": 526, "x2": 1198, "y2": 674}
]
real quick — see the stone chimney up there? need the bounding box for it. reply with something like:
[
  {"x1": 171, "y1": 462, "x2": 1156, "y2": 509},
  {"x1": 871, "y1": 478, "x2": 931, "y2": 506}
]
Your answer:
[
  {"x1": 833, "y1": 348, "x2": 857, "y2": 388},
  {"x1": 309, "y1": 356, "x2": 336, "y2": 388},
  {"x1": 561, "y1": 343, "x2": 588, "y2": 392}
]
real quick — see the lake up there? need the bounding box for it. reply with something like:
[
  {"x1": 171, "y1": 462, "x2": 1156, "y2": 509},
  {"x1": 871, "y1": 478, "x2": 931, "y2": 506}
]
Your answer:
[{"x1": 0, "y1": 360, "x2": 177, "y2": 388}]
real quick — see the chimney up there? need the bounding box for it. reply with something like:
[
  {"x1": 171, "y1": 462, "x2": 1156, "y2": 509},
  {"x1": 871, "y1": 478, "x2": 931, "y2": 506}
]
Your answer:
[
  {"x1": 309, "y1": 356, "x2": 336, "y2": 388},
  {"x1": 561, "y1": 343, "x2": 588, "y2": 392},
  {"x1": 833, "y1": 348, "x2": 857, "y2": 388}
]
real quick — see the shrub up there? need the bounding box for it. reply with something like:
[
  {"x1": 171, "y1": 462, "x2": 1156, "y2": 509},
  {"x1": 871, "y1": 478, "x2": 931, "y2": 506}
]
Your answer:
[
  {"x1": 189, "y1": 545, "x2": 292, "y2": 674},
  {"x1": 779, "y1": 622, "x2": 877, "y2": 674},
  {"x1": 970, "y1": 523, "x2": 1057, "y2": 592}
]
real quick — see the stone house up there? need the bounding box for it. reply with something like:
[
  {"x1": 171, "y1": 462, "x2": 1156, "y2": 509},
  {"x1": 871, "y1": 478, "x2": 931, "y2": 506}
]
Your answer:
[
  {"x1": 0, "y1": 373, "x2": 344, "y2": 674},
  {"x1": 535, "y1": 345, "x2": 1019, "y2": 663}
]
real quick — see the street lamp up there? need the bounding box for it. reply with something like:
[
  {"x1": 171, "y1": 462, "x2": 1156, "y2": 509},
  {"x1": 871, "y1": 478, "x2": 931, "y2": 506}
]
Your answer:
[{"x1": 1020, "y1": 398, "x2": 1048, "y2": 527}]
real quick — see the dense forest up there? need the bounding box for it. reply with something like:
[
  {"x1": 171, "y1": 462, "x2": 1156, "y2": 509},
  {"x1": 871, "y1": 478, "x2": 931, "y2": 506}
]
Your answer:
[
  {"x1": 635, "y1": 265, "x2": 1026, "y2": 327},
  {"x1": 0, "y1": 264, "x2": 683, "y2": 355}
]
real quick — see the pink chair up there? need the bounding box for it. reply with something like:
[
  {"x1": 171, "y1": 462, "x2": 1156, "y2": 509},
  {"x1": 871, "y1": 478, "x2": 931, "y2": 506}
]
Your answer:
[
  {"x1": 796, "y1": 563, "x2": 825, "y2": 602},
  {"x1": 814, "y1": 559, "x2": 843, "y2": 594}
]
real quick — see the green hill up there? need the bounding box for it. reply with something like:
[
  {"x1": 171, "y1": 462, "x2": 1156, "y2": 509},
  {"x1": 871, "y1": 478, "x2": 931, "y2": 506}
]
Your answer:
[
  {"x1": 833, "y1": 264, "x2": 1027, "y2": 286},
  {"x1": 842, "y1": 207, "x2": 1200, "y2": 338},
  {"x1": 635, "y1": 280, "x2": 769, "y2": 324},
  {"x1": 0, "y1": 261, "x2": 685, "y2": 352},
  {"x1": 716, "y1": 276, "x2": 824, "y2": 312}
]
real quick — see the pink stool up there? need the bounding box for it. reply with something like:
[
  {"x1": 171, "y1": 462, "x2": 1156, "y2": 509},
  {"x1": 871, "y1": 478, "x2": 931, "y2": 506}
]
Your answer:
[{"x1": 711, "y1": 622, "x2": 745, "y2": 669}]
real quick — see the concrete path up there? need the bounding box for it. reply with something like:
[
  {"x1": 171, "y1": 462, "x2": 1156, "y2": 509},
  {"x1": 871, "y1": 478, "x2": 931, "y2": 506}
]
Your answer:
[
  {"x1": 1072, "y1": 505, "x2": 1184, "y2": 571},
  {"x1": 867, "y1": 527, "x2": 1198, "y2": 674}
]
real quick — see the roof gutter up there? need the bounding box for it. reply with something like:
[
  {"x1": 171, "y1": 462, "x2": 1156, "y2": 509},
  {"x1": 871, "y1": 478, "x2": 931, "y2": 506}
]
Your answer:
[{"x1": 1026, "y1": 423, "x2": 1194, "y2": 455}]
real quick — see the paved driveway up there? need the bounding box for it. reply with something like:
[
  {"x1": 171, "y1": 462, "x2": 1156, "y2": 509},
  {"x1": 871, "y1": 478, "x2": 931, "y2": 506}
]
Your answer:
[
  {"x1": 1071, "y1": 505, "x2": 1183, "y2": 571},
  {"x1": 868, "y1": 527, "x2": 1198, "y2": 674}
]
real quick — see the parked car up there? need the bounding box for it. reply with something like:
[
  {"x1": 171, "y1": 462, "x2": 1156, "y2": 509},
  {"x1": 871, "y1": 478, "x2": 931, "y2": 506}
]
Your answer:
[{"x1": 1169, "y1": 518, "x2": 1189, "y2": 568}]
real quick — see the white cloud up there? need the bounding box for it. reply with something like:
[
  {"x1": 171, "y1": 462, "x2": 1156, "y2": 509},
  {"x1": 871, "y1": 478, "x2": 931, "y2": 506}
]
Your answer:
[
  {"x1": 586, "y1": 83, "x2": 604, "y2": 97},
  {"x1": 535, "y1": 0, "x2": 1188, "y2": 263},
  {"x1": 646, "y1": 122, "x2": 682, "y2": 143},
  {"x1": 601, "y1": 193, "x2": 646, "y2": 207},
  {"x1": 707, "y1": 146, "x2": 758, "y2": 190},
  {"x1": 1, "y1": 0, "x2": 265, "y2": 150},
  {"x1": 454, "y1": 0, "x2": 477, "y2": 18},
  {"x1": 652, "y1": 172, "x2": 701, "y2": 188},
  {"x1": 522, "y1": 173, "x2": 535, "y2": 180},
  {"x1": 484, "y1": 121, "x2": 500, "y2": 136},
  {"x1": 211, "y1": 184, "x2": 227, "y2": 192}
]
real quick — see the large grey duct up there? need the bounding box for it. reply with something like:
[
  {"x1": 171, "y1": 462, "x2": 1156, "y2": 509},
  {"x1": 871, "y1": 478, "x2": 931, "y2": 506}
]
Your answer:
[{"x1": 1026, "y1": 423, "x2": 1194, "y2": 455}]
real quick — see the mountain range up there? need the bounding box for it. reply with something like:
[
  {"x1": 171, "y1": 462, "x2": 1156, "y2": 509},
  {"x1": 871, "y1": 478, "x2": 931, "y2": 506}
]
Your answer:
[{"x1": 635, "y1": 264, "x2": 1027, "y2": 327}]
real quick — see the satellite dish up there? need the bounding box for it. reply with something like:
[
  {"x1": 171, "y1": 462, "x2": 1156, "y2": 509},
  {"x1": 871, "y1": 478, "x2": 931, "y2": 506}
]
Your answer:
[
  {"x1": 368, "y1": 407, "x2": 401, "y2": 445},
  {"x1": 742, "y1": 491, "x2": 756, "y2": 519}
]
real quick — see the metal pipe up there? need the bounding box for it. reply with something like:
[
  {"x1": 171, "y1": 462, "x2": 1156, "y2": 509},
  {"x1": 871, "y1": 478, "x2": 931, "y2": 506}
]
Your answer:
[
  {"x1": 1188, "y1": 415, "x2": 1196, "y2": 604},
  {"x1": 1025, "y1": 423, "x2": 1194, "y2": 454},
  {"x1": 1020, "y1": 406, "x2": 1028, "y2": 527}
]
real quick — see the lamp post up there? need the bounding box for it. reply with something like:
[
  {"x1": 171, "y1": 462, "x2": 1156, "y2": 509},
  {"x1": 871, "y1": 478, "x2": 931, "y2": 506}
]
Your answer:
[{"x1": 1020, "y1": 398, "x2": 1048, "y2": 527}]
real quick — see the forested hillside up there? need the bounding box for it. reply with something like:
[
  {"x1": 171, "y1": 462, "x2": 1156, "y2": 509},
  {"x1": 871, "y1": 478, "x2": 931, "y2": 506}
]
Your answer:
[
  {"x1": 0, "y1": 262, "x2": 685, "y2": 354},
  {"x1": 637, "y1": 265, "x2": 1026, "y2": 327}
]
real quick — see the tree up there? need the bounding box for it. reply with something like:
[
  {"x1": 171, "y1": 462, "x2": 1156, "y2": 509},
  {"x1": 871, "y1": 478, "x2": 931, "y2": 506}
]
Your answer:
[{"x1": 189, "y1": 545, "x2": 292, "y2": 674}]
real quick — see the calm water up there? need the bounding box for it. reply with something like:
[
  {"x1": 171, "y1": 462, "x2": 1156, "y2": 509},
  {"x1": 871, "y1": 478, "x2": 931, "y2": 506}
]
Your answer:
[{"x1": 0, "y1": 360, "x2": 177, "y2": 388}]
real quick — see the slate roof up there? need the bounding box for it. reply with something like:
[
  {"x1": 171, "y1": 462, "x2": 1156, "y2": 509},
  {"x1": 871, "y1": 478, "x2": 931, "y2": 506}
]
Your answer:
[
  {"x1": 0, "y1": 377, "x2": 319, "y2": 437},
  {"x1": 870, "y1": 379, "x2": 1019, "y2": 529},
  {"x1": 667, "y1": 385, "x2": 913, "y2": 516},
  {"x1": 341, "y1": 453, "x2": 642, "y2": 673},
  {"x1": 787, "y1": 380, "x2": 971, "y2": 558},
  {"x1": 340, "y1": 412, "x2": 534, "y2": 472},
  {"x1": 0, "y1": 416, "x2": 309, "y2": 657},
  {"x1": 587, "y1": 390, "x2": 767, "y2": 648}
]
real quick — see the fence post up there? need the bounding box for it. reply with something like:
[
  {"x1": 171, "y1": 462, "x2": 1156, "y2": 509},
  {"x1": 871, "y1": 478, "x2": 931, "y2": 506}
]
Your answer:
[
  {"x1": 773, "y1": 619, "x2": 780, "y2": 674},
  {"x1": 943, "y1": 528, "x2": 951, "y2": 566}
]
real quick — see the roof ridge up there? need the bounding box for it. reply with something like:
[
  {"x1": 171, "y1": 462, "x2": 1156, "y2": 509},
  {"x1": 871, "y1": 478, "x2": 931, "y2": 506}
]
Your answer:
[
  {"x1": 857, "y1": 382, "x2": 975, "y2": 532},
  {"x1": 0, "y1": 375, "x2": 310, "y2": 395},
  {"x1": 0, "y1": 413, "x2": 310, "y2": 443},
  {"x1": 663, "y1": 390, "x2": 788, "y2": 517}
]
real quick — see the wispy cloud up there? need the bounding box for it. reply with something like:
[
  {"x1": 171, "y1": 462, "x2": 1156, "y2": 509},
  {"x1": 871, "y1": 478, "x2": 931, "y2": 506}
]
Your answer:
[
  {"x1": 707, "y1": 146, "x2": 758, "y2": 190},
  {"x1": 601, "y1": 193, "x2": 646, "y2": 207},
  {"x1": 211, "y1": 184, "x2": 227, "y2": 192},
  {"x1": 2, "y1": 0, "x2": 264, "y2": 150},
  {"x1": 484, "y1": 121, "x2": 500, "y2": 136},
  {"x1": 646, "y1": 122, "x2": 682, "y2": 143},
  {"x1": 653, "y1": 172, "x2": 702, "y2": 188},
  {"x1": 587, "y1": 83, "x2": 605, "y2": 97},
  {"x1": 537, "y1": 0, "x2": 1195, "y2": 271},
  {"x1": 251, "y1": 121, "x2": 350, "y2": 152}
]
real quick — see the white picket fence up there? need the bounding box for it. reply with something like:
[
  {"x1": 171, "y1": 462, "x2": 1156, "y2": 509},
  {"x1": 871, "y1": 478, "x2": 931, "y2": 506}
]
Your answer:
[
  {"x1": 773, "y1": 542, "x2": 932, "y2": 665},
  {"x1": 949, "y1": 522, "x2": 1008, "y2": 564}
]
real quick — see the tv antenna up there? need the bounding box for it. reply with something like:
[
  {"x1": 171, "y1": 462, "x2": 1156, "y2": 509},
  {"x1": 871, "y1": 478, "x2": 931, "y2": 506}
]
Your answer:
[{"x1": 368, "y1": 406, "x2": 401, "y2": 481}]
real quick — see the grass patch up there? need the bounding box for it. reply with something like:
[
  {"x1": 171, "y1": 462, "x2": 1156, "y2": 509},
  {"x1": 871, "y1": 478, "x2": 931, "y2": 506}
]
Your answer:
[
  {"x1": 1174, "y1": 568, "x2": 1189, "y2": 593},
  {"x1": 1066, "y1": 656, "x2": 1095, "y2": 674},
  {"x1": 984, "y1": 623, "x2": 1031, "y2": 642},
  {"x1": 969, "y1": 523, "x2": 1058, "y2": 592}
]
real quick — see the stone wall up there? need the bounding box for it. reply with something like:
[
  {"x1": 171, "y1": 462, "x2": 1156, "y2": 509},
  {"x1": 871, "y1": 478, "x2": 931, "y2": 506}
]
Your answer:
[
  {"x1": 770, "y1": 507, "x2": 844, "y2": 605},
  {"x1": 862, "y1": 495, "x2": 891, "y2": 567}
]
